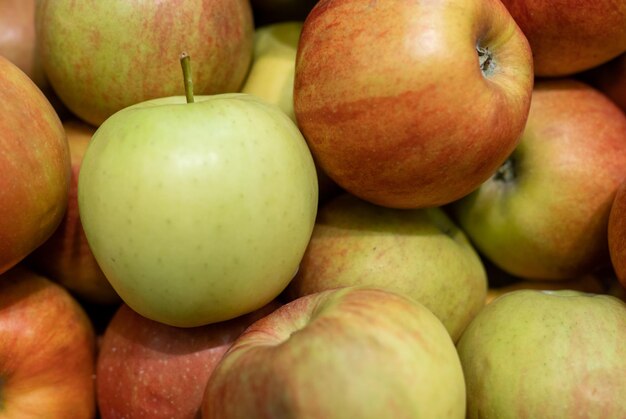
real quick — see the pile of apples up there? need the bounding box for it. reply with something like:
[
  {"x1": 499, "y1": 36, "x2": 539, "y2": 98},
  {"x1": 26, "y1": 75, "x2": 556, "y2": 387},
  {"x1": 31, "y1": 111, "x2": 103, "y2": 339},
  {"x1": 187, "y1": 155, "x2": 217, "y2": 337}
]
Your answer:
[{"x1": 2, "y1": 0, "x2": 626, "y2": 417}]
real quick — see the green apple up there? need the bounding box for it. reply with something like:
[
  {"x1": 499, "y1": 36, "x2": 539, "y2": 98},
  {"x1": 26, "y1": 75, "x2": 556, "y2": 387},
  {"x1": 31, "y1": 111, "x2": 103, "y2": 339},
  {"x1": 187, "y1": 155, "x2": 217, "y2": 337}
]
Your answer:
[
  {"x1": 37, "y1": 0, "x2": 254, "y2": 126},
  {"x1": 452, "y1": 80, "x2": 626, "y2": 280},
  {"x1": 202, "y1": 287, "x2": 466, "y2": 418},
  {"x1": 78, "y1": 57, "x2": 318, "y2": 327},
  {"x1": 458, "y1": 289, "x2": 626, "y2": 418},
  {"x1": 286, "y1": 193, "x2": 487, "y2": 341}
]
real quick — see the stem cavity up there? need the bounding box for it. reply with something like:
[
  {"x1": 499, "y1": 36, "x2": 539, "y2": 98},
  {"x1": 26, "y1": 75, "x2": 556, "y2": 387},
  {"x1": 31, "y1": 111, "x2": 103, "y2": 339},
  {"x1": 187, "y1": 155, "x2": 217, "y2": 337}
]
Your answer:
[
  {"x1": 494, "y1": 158, "x2": 516, "y2": 183},
  {"x1": 180, "y1": 52, "x2": 194, "y2": 103},
  {"x1": 477, "y1": 45, "x2": 496, "y2": 77}
]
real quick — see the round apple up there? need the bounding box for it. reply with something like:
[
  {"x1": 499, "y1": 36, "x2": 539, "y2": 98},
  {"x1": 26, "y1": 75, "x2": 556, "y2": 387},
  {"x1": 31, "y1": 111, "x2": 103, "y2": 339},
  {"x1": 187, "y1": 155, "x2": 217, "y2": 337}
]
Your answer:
[
  {"x1": 37, "y1": 0, "x2": 254, "y2": 126},
  {"x1": 458, "y1": 289, "x2": 626, "y2": 418},
  {"x1": 78, "y1": 60, "x2": 318, "y2": 327},
  {"x1": 0, "y1": 266, "x2": 96, "y2": 417},
  {"x1": 286, "y1": 193, "x2": 487, "y2": 342},
  {"x1": 0, "y1": 54, "x2": 70, "y2": 275},
  {"x1": 453, "y1": 79, "x2": 626, "y2": 280},
  {"x1": 203, "y1": 287, "x2": 466, "y2": 418},
  {"x1": 294, "y1": 0, "x2": 533, "y2": 208}
]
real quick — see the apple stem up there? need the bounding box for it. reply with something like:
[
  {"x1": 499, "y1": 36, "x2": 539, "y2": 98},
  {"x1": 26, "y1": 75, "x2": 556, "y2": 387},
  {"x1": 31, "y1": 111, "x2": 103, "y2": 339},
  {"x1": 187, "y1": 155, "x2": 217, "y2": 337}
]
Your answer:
[{"x1": 180, "y1": 52, "x2": 194, "y2": 104}]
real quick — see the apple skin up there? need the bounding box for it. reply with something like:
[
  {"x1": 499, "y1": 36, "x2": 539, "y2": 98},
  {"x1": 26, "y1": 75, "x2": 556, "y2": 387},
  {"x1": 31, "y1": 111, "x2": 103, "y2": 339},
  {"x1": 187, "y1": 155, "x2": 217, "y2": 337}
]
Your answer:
[
  {"x1": 0, "y1": 265, "x2": 97, "y2": 417},
  {"x1": 78, "y1": 93, "x2": 318, "y2": 327},
  {"x1": 202, "y1": 287, "x2": 466, "y2": 419},
  {"x1": 26, "y1": 119, "x2": 119, "y2": 305},
  {"x1": 293, "y1": 0, "x2": 533, "y2": 209},
  {"x1": 286, "y1": 193, "x2": 487, "y2": 342},
  {"x1": 96, "y1": 301, "x2": 280, "y2": 419},
  {"x1": 457, "y1": 289, "x2": 626, "y2": 418},
  {"x1": 37, "y1": 0, "x2": 254, "y2": 126},
  {"x1": 452, "y1": 79, "x2": 626, "y2": 280},
  {"x1": 0, "y1": 55, "x2": 70, "y2": 275},
  {"x1": 500, "y1": 0, "x2": 626, "y2": 77}
]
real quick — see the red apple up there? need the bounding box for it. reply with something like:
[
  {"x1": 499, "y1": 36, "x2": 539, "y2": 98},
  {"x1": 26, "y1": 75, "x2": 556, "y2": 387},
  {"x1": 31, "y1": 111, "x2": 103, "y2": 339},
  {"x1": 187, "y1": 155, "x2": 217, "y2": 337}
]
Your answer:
[
  {"x1": 294, "y1": 0, "x2": 533, "y2": 209},
  {"x1": 37, "y1": 0, "x2": 254, "y2": 126},
  {"x1": 500, "y1": 0, "x2": 626, "y2": 76},
  {"x1": 453, "y1": 80, "x2": 626, "y2": 280},
  {"x1": 0, "y1": 54, "x2": 70, "y2": 275},
  {"x1": 96, "y1": 301, "x2": 280, "y2": 418},
  {"x1": 26, "y1": 119, "x2": 119, "y2": 305},
  {"x1": 0, "y1": 265, "x2": 96, "y2": 417},
  {"x1": 202, "y1": 287, "x2": 466, "y2": 418}
]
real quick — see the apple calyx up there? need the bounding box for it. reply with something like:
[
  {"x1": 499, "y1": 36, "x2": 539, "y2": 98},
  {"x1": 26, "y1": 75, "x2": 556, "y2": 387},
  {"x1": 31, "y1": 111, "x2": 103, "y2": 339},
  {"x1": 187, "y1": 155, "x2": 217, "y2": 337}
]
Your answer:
[
  {"x1": 493, "y1": 157, "x2": 515, "y2": 183},
  {"x1": 477, "y1": 45, "x2": 496, "y2": 77},
  {"x1": 179, "y1": 52, "x2": 194, "y2": 104}
]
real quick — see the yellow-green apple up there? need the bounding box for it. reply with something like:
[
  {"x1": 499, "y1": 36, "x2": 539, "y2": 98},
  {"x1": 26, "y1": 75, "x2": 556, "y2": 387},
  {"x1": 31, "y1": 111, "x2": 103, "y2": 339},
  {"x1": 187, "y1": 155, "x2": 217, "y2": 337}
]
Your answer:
[
  {"x1": 78, "y1": 58, "x2": 318, "y2": 327},
  {"x1": 26, "y1": 119, "x2": 119, "y2": 305},
  {"x1": 250, "y1": 0, "x2": 317, "y2": 26},
  {"x1": 608, "y1": 180, "x2": 626, "y2": 288},
  {"x1": 241, "y1": 21, "x2": 342, "y2": 205},
  {"x1": 0, "y1": 0, "x2": 46, "y2": 86},
  {"x1": 37, "y1": 0, "x2": 254, "y2": 126},
  {"x1": 0, "y1": 265, "x2": 97, "y2": 417},
  {"x1": 582, "y1": 53, "x2": 626, "y2": 118},
  {"x1": 458, "y1": 289, "x2": 626, "y2": 418},
  {"x1": 97, "y1": 301, "x2": 280, "y2": 419},
  {"x1": 202, "y1": 287, "x2": 466, "y2": 419},
  {"x1": 294, "y1": 0, "x2": 533, "y2": 209},
  {"x1": 500, "y1": 0, "x2": 626, "y2": 77},
  {"x1": 286, "y1": 193, "x2": 487, "y2": 341},
  {"x1": 0, "y1": 55, "x2": 70, "y2": 275},
  {"x1": 452, "y1": 80, "x2": 626, "y2": 280}
]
